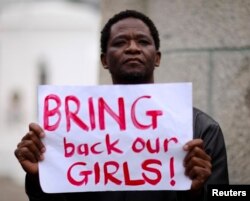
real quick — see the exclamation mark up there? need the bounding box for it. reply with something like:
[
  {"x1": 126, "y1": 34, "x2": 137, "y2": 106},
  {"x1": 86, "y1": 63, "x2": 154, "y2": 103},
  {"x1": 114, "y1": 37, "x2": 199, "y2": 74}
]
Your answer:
[{"x1": 170, "y1": 157, "x2": 176, "y2": 186}]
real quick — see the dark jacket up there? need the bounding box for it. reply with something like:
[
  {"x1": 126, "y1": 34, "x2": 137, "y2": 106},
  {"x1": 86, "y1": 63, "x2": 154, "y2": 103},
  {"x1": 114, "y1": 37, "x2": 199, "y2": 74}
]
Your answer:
[{"x1": 25, "y1": 108, "x2": 229, "y2": 201}]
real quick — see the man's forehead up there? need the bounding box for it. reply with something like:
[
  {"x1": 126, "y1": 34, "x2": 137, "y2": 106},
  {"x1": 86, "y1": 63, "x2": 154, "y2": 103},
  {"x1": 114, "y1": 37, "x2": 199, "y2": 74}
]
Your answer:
[{"x1": 110, "y1": 17, "x2": 150, "y2": 33}]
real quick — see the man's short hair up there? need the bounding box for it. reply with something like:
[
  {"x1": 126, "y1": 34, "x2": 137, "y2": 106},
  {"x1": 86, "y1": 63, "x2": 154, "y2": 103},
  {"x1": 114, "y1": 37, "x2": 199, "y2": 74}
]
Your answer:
[{"x1": 101, "y1": 10, "x2": 160, "y2": 53}]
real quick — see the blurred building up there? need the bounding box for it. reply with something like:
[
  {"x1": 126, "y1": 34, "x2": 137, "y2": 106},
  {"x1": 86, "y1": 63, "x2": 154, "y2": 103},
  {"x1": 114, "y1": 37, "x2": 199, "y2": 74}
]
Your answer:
[
  {"x1": 0, "y1": 0, "x2": 100, "y2": 184},
  {"x1": 100, "y1": 0, "x2": 250, "y2": 184}
]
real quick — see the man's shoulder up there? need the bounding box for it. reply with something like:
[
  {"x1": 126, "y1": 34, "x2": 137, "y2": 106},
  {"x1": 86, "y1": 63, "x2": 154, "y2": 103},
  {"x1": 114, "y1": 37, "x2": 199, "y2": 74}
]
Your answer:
[
  {"x1": 193, "y1": 107, "x2": 220, "y2": 127},
  {"x1": 192, "y1": 107, "x2": 222, "y2": 139}
]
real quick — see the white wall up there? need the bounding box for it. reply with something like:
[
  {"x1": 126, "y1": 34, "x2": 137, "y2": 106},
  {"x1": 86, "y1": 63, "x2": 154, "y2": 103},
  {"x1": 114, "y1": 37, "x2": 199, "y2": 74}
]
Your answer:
[{"x1": 0, "y1": 0, "x2": 100, "y2": 184}]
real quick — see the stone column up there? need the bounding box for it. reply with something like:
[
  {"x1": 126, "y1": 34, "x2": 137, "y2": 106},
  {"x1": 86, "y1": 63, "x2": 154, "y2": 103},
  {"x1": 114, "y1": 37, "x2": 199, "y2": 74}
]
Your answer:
[{"x1": 100, "y1": 0, "x2": 250, "y2": 184}]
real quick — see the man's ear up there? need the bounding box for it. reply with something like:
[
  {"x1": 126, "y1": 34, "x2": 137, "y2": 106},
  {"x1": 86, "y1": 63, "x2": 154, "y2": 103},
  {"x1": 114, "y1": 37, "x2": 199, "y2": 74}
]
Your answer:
[
  {"x1": 101, "y1": 53, "x2": 109, "y2": 69},
  {"x1": 155, "y1": 51, "x2": 161, "y2": 67}
]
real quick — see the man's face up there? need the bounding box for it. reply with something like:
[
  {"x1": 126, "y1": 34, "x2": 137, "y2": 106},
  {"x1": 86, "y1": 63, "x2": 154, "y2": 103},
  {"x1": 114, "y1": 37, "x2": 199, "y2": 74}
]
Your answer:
[{"x1": 101, "y1": 18, "x2": 161, "y2": 84}]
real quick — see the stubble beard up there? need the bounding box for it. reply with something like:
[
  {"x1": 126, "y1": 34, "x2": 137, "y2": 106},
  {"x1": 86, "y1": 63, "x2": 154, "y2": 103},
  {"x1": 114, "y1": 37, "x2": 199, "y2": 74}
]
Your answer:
[{"x1": 111, "y1": 68, "x2": 152, "y2": 84}]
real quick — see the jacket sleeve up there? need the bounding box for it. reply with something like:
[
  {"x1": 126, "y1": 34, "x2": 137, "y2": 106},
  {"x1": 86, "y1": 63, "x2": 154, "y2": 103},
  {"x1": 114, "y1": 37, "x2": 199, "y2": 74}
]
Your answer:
[
  {"x1": 25, "y1": 174, "x2": 66, "y2": 201},
  {"x1": 25, "y1": 174, "x2": 101, "y2": 201},
  {"x1": 194, "y1": 109, "x2": 229, "y2": 185},
  {"x1": 192, "y1": 108, "x2": 229, "y2": 200},
  {"x1": 177, "y1": 108, "x2": 229, "y2": 201}
]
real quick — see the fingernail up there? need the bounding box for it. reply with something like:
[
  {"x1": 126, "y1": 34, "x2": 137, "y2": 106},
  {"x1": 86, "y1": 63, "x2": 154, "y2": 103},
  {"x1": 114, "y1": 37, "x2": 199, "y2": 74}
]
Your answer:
[
  {"x1": 40, "y1": 154, "x2": 44, "y2": 160},
  {"x1": 40, "y1": 132, "x2": 45, "y2": 138},
  {"x1": 183, "y1": 145, "x2": 188, "y2": 150},
  {"x1": 41, "y1": 147, "x2": 46, "y2": 153}
]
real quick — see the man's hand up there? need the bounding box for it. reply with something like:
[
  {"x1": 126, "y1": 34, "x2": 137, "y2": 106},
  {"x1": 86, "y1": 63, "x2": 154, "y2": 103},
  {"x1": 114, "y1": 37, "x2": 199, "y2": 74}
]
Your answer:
[
  {"x1": 14, "y1": 123, "x2": 46, "y2": 175},
  {"x1": 183, "y1": 139, "x2": 212, "y2": 191}
]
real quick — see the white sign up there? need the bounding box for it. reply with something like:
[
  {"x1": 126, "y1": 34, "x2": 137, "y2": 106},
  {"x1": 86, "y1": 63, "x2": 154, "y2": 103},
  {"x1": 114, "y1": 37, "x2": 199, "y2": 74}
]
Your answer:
[{"x1": 38, "y1": 83, "x2": 193, "y2": 193}]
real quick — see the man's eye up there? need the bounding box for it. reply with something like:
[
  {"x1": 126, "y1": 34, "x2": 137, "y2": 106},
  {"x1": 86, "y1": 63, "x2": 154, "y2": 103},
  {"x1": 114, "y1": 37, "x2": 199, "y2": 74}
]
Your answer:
[
  {"x1": 113, "y1": 40, "x2": 126, "y2": 46},
  {"x1": 139, "y1": 40, "x2": 150, "y2": 45}
]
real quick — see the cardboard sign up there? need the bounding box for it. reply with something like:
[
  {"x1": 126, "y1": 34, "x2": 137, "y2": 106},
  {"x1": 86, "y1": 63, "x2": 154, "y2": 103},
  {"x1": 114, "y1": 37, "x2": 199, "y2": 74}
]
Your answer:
[{"x1": 38, "y1": 83, "x2": 193, "y2": 193}]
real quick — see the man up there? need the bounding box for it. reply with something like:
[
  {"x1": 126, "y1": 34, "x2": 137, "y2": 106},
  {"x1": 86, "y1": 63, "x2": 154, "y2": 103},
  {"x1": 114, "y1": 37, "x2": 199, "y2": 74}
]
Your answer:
[{"x1": 15, "y1": 10, "x2": 229, "y2": 201}]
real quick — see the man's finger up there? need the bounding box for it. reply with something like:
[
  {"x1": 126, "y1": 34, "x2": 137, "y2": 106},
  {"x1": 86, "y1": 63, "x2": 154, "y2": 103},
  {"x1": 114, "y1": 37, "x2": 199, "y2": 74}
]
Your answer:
[
  {"x1": 184, "y1": 146, "x2": 211, "y2": 165},
  {"x1": 29, "y1": 123, "x2": 45, "y2": 138},
  {"x1": 183, "y1": 139, "x2": 203, "y2": 151}
]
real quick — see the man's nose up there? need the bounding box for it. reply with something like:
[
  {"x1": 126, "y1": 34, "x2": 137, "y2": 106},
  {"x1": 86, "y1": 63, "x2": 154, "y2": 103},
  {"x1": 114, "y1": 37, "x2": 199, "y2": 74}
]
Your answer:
[{"x1": 125, "y1": 40, "x2": 141, "y2": 54}]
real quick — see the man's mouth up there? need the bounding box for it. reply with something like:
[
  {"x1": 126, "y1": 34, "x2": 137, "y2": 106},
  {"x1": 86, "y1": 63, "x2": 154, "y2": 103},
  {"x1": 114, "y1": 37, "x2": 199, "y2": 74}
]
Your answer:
[{"x1": 123, "y1": 58, "x2": 143, "y2": 65}]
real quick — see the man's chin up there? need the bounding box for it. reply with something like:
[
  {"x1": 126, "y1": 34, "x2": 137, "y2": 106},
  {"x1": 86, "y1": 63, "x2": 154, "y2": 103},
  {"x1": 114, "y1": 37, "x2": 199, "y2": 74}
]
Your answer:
[{"x1": 115, "y1": 72, "x2": 149, "y2": 84}]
